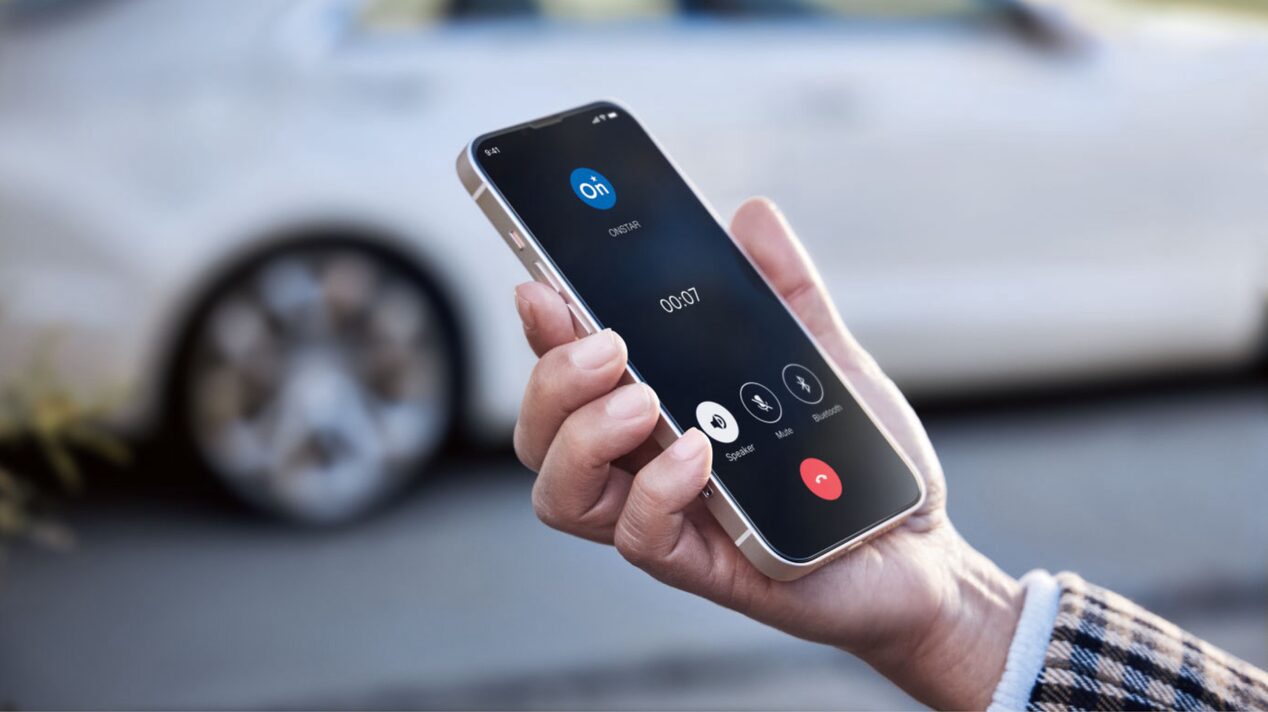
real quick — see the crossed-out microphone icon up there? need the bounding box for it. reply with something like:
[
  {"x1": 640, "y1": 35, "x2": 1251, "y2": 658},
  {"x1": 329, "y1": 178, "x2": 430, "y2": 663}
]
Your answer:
[{"x1": 740, "y1": 382, "x2": 782, "y2": 423}]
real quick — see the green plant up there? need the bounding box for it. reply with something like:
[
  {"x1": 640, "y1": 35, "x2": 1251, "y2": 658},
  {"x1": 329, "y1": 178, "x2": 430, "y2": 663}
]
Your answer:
[{"x1": 0, "y1": 328, "x2": 128, "y2": 551}]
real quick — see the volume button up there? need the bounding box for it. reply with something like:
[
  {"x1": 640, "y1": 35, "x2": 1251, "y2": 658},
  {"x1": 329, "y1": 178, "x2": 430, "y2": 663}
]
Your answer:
[
  {"x1": 567, "y1": 303, "x2": 592, "y2": 336},
  {"x1": 534, "y1": 261, "x2": 563, "y2": 293},
  {"x1": 506, "y1": 229, "x2": 526, "y2": 250}
]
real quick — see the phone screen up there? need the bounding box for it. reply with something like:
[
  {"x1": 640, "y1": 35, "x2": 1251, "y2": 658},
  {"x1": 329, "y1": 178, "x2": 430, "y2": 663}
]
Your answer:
[{"x1": 475, "y1": 103, "x2": 920, "y2": 562}]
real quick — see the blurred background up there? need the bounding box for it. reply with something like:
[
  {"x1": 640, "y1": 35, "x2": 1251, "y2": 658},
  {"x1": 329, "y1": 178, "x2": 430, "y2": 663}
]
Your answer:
[{"x1": 0, "y1": 0, "x2": 1265, "y2": 708}]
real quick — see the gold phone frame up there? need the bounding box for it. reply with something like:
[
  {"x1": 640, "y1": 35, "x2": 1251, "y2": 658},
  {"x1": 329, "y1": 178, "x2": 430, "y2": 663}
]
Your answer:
[{"x1": 456, "y1": 101, "x2": 924, "y2": 581}]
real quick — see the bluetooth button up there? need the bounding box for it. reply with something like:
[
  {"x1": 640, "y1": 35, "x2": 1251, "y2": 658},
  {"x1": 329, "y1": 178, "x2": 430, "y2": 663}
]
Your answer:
[{"x1": 782, "y1": 363, "x2": 824, "y2": 405}]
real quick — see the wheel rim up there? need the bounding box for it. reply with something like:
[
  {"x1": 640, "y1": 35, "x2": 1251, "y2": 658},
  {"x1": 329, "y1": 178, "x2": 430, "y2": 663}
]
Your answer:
[{"x1": 187, "y1": 245, "x2": 454, "y2": 522}]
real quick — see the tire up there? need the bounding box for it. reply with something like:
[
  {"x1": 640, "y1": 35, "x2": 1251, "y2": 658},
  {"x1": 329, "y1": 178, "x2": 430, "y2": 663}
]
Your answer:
[{"x1": 176, "y1": 239, "x2": 459, "y2": 524}]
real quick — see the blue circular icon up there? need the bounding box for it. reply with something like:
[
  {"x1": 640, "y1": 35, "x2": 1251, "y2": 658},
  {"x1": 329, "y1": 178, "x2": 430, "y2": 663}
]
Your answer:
[{"x1": 569, "y1": 167, "x2": 616, "y2": 210}]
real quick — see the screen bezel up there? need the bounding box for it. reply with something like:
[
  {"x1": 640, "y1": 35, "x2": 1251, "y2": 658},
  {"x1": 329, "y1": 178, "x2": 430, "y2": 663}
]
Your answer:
[{"x1": 467, "y1": 100, "x2": 926, "y2": 565}]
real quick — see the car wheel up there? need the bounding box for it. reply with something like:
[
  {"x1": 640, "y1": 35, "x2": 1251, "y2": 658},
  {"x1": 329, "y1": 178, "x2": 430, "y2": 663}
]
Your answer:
[{"x1": 180, "y1": 241, "x2": 458, "y2": 523}]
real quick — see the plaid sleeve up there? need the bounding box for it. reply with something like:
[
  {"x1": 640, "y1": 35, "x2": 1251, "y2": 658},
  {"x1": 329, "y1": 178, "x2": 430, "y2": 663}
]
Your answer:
[{"x1": 1027, "y1": 572, "x2": 1268, "y2": 711}]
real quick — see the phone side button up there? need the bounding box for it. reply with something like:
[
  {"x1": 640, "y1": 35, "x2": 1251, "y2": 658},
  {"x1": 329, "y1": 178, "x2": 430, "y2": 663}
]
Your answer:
[
  {"x1": 534, "y1": 261, "x2": 563, "y2": 293},
  {"x1": 506, "y1": 229, "x2": 526, "y2": 250},
  {"x1": 567, "y1": 303, "x2": 592, "y2": 336}
]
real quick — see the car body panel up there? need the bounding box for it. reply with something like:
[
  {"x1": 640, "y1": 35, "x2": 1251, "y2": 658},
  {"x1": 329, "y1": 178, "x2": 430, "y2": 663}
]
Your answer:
[{"x1": 0, "y1": 0, "x2": 1265, "y2": 442}]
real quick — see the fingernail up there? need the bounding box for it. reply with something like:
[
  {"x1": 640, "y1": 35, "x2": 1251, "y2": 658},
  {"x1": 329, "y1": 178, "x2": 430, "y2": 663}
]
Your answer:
[
  {"x1": 669, "y1": 429, "x2": 708, "y2": 461},
  {"x1": 606, "y1": 384, "x2": 653, "y2": 419},
  {"x1": 570, "y1": 330, "x2": 619, "y2": 370},
  {"x1": 514, "y1": 287, "x2": 535, "y2": 332}
]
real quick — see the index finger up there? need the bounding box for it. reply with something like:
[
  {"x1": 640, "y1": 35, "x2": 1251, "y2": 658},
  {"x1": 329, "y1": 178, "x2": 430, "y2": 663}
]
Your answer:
[{"x1": 515, "y1": 281, "x2": 579, "y2": 357}]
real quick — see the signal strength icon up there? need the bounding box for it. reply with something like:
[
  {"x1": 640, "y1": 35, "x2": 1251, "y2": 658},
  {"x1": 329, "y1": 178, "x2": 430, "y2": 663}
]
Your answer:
[{"x1": 592, "y1": 115, "x2": 603, "y2": 124}]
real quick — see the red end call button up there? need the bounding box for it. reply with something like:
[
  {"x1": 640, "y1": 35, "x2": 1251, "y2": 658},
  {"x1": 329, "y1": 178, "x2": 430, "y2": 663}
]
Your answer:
[{"x1": 799, "y1": 457, "x2": 842, "y2": 501}]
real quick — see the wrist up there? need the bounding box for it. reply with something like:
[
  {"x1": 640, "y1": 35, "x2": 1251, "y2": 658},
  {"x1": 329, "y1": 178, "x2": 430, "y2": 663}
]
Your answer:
[{"x1": 865, "y1": 529, "x2": 1024, "y2": 709}]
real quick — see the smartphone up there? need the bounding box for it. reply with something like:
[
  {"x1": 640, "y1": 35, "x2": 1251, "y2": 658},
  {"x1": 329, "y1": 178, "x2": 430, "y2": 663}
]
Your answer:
[{"x1": 457, "y1": 101, "x2": 923, "y2": 581}]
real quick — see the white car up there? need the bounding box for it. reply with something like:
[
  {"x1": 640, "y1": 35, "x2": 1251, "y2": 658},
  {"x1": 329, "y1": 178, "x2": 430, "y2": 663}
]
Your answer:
[{"x1": 1, "y1": 0, "x2": 1264, "y2": 521}]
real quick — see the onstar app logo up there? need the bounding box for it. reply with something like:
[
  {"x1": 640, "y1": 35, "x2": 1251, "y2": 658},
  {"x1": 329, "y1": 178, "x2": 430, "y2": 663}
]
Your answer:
[{"x1": 569, "y1": 167, "x2": 616, "y2": 210}]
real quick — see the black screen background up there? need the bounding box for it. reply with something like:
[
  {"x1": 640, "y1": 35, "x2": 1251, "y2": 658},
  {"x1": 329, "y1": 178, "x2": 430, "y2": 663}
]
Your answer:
[{"x1": 477, "y1": 103, "x2": 920, "y2": 562}]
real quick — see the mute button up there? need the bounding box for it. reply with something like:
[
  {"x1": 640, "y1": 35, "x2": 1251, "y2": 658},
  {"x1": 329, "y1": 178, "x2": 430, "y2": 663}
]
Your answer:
[
  {"x1": 506, "y1": 229, "x2": 526, "y2": 250},
  {"x1": 535, "y1": 261, "x2": 563, "y2": 293}
]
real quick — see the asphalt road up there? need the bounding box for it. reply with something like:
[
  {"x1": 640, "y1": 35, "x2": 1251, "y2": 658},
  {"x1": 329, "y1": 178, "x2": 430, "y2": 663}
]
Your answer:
[{"x1": 1, "y1": 380, "x2": 1265, "y2": 710}]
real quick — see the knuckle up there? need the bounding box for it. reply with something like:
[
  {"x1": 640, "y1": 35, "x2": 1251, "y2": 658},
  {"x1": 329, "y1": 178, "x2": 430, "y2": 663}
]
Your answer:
[
  {"x1": 522, "y1": 369, "x2": 548, "y2": 415},
  {"x1": 525, "y1": 350, "x2": 565, "y2": 403},
  {"x1": 536, "y1": 507, "x2": 565, "y2": 532},
  {"x1": 512, "y1": 422, "x2": 539, "y2": 472},
  {"x1": 539, "y1": 340, "x2": 576, "y2": 377},
  {"x1": 612, "y1": 527, "x2": 640, "y2": 564},
  {"x1": 572, "y1": 469, "x2": 617, "y2": 529},
  {"x1": 530, "y1": 480, "x2": 563, "y2": 530},
  {"x1": 556, "y1": 419, "x2": 605, "y2": 472},
  {"x1": 613, "y1": 519, "x2": 651, "y2": 568}
]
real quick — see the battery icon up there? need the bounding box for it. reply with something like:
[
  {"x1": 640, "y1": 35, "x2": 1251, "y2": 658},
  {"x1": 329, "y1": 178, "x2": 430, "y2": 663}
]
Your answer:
[{"x1": 607, "y1": 111, "x2": 618, "y2": 119}]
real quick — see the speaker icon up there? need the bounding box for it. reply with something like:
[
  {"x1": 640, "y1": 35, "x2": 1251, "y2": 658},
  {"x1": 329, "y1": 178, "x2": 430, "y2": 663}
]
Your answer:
[{"x1": 695, "y1": 401, "x2": 739, "y2": 444}]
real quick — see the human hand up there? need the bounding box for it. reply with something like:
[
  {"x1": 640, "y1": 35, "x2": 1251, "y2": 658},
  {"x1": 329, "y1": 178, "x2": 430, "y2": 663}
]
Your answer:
[{"x1": 512, "y1": 197, "x2": 1022, "y2": 709}]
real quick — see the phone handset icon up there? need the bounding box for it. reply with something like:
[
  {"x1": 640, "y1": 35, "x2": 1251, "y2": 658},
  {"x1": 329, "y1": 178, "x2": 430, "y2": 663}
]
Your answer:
[{"x1": 800, "y1": 457, "x2": 842, "y2": 501}]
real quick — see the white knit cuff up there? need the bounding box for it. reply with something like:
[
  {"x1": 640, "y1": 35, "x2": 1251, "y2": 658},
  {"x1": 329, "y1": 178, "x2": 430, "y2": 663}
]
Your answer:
[{"x1": 987, "y1": 569, "x2": 1062, "y2": 712}]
